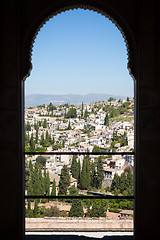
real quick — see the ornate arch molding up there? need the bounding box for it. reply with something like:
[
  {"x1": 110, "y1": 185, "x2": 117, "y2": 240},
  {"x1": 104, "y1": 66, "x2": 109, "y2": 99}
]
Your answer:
[{"x1": 21, "y1": 2, "x2": 137, "y2": 82}]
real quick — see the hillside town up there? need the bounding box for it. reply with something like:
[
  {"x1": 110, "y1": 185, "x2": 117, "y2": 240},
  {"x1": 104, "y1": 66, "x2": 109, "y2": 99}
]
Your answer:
[{"x1": 25, "y1": 97, "x2": 134, "y2": 219}]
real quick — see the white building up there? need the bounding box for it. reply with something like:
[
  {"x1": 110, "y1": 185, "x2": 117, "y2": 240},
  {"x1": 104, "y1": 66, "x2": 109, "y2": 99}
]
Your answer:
[
  {"x1": 103, "y1": 168, "x2": 124, "y2": 180},
  {"x1": 110, "y1": 156, "x2": 125, "y2": 169}
]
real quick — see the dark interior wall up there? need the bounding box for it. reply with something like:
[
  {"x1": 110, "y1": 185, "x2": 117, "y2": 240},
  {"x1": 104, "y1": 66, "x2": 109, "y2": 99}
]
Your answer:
[
  {"x1": 0, "y1": 0, "x2": 160, "y2": 239},
  {"x1": 0, "y1": 0, "x2": 24, "y2": 238}
]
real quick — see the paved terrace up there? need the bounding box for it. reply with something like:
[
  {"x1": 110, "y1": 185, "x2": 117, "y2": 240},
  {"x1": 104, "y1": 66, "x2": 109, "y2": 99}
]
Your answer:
[{"x1": 25, "y1": 217, "x2": 133, "y2": 232}]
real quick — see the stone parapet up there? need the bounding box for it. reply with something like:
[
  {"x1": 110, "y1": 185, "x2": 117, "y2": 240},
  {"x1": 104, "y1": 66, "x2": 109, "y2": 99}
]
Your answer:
[{"x1": 25, "y1": 217, "x2": 133, "y2": 231}]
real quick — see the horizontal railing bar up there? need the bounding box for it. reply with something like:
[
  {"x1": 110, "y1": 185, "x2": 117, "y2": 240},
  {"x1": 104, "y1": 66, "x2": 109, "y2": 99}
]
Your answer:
[
  {"x1": 25, "y1": 151, "x2": 135, "y2": 156},
  {"x1": 25, "y1": 195, "x2": 134, "y2": 200}
]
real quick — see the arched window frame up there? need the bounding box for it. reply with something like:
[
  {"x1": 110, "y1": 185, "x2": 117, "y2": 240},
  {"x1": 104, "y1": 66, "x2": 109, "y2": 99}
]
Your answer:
[{"x1": 22, "y1": 3, "x2": 137, "y2": 236}]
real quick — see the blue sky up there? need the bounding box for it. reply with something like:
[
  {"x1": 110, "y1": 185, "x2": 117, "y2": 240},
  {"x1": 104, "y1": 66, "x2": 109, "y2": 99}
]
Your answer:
[{"x1": 25, "y1": 9, "x2": 134, "y2": 97}]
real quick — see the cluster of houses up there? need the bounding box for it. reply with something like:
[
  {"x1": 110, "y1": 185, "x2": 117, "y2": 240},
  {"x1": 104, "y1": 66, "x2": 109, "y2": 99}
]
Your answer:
[{"x1": 25, "y1": 99, "x2": 134, "y2": 191}]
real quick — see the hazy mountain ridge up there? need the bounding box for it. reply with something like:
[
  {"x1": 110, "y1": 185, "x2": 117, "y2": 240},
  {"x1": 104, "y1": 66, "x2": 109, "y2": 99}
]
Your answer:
[{"x1": 25, "y1": 93, "x2": 127, "y2": 108}]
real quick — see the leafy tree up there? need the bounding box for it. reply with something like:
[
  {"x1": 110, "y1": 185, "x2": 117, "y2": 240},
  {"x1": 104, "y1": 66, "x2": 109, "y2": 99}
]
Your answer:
[
  {"x1": 69, "y1": 199, "x2": 84, "y2": 217},
  {"x1": 52, "y1": 144, "x2": 59, "y2": 150},
  {"x1": 87, "y1": 200, "x2": 106, "y2": 217},
  {"x1": 48, "y1": 102, "x2": 56, "y2": 114},
  {"x1": 69, "y1": 185, "x2": 79, "y2": 196},
  {"x1": 111, "y1": 168, "x2": 134, "y2": 196},
  {"x1": 108, "y1": 97, "x2": 116, "y2": 102},
  {"x1": 25, "y1": 145, "x2": 31, "y2": 153},
  {"x1": 45, "y1": 206, "x2": 60, "y2": 217},
  {"x1": 36, "y1": 156, "x2": 46, "y2": 167},
  {"x1": 92, "y1": 145, "x2": 101, "y2": 152},
  {"x1": 35, "y1": 146, "x2": 46, "y2": 152},
  {"x1": 58, "y1": 165, "x2": 70, "y2": 195},
  {"x1": 65, "y1": 108, "x2": 77, "y2": 118}
]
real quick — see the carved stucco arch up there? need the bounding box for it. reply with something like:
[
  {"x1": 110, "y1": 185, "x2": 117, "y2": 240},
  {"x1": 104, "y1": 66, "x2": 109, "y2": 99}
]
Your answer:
[{"x1": 22, "y1": 3, "x2": 137, "y2": 82}]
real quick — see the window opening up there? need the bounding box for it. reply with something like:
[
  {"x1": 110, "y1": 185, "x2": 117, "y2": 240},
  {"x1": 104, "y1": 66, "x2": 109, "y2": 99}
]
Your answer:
[{"x1": 24, "y1": 8, "x2": 135, "y2": 237}]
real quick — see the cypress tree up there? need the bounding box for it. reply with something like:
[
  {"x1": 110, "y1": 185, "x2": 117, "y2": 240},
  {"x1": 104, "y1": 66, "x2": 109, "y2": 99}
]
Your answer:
[
  {"x1": 88, "y1": 200, "x2": 105, "y2": 218},
  {"x1": 81, "y1": 102, "x2": 84, "y2": 118},
  {"x1": 27, "y1": 200, "x2": 31, "y2": 210},
  {"x1": 51, "y1": 136, "x2": 55, "y2": 144},
  {"x1": 40, "y1": 132, "x2": 45, "y2": 146},
  {"x1": 119, "y1": 172, "x2": 126, "y2": 193},
  {"x1": 84, "y1": 109, "x2": 89, "y2": 121},
  {"x1": 32, "y1": 162, "x2": 40, "y2": 195},
  {"x1": 33, "y1": 199, "x2": 39, "y2": 217},
  {"x1": 85, "y1": 156, "x2": 90, "y2": 188},
  {"x1": 38, "y1": 167, "x2": 43, "y2": 194},
  {"x1": 43, "y1": 119, "x2": 47, "y2": 128},
  {"x1": 111, "y1": 173, "x2": 120, "y2": 192},
  {"x1": 58, "y1": 165, "x2": 70, "y2": 195},
  {"x1": 46, "y1": 130, "x2": 49, "y2": 141},
  {"x1": 27, "y1": 178, "x2": 34, "y2": 196},
  {"x1": 51, "y1": 179, "x2": 56, "y2": 200},
  {"x1": 69, "y1": 199, "x2": 84, "y2": 217},
  {"x1": 35, "y1": 126, "x2": 39, "y2": 143},
  {"x1": 80, "y1": 158, "x2": 87, "y2": 189},
  {"x1": 104, "y1": 113, "x2": 109, "y2": 126},
  {"x1": 26, "y1": 121, "x2": 31, "y2": 131},
  {"x1": 80, "y1": 156, "x2": 91, "y2": 189},
  {"x1": 29, "y1": 133, "x2": 35, "y2": 151},
  {"x1": 71, "y1": 155, "x2": 78, "y2": 179},
  {"x1": 45, "y1": 171, "x2": 50, "y2": 195},
  {"x1": 120, "y1": 131, "x2": 127, "y2": 146},
  {"x1": 77, "y1": 159, "x2": 81, "y2": 186},
  {"x1": 125, "y1": 168, "x2": 133, "y2": 195},
  {"x1": 90, "y1": 162, "x2": 97, "y2": 188},
  {"x1": 29, "y1": 160, "x2": 33, "y2": 174},
  {"x1": 67, "y1": 120, "x2": 71, "y2": 130},
  {"x1": 97, "y1": 156, "x2": 104, "y2": 189}
]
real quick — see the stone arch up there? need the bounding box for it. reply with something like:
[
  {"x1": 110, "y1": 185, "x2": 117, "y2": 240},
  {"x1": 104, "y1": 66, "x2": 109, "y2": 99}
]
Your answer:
[{"x1": 21, "y1": 2, "x2": 137, "y2": 82}]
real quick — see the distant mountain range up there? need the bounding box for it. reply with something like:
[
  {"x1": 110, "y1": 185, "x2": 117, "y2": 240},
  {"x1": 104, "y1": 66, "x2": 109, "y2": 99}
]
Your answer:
[{"x1": 25, "y1": 93, "x2": 127, "y2": 108}]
